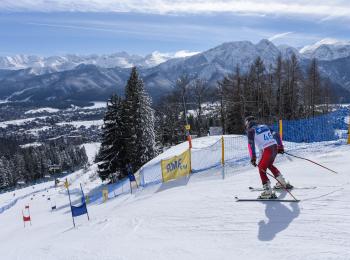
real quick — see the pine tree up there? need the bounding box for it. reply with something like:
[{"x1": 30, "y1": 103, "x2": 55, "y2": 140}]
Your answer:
[
  {"x1": 274, "y1": 55, "x2": 283, "y2": 118},
  {"x1": 122, "y1": 67, "x2": 156, "y2": 173},
  {"x1": 289, "y1": 54, "x2": 303, "y2": 119},
  {"x1": 221, "y1": 65, "x2": 245, "y2": 134},
  {"x1": 217, "y1": 80, "x2": 227, "y2": 134},
  {"x1": 0, "y1": 157, "x2": 9, "y2": 189},
  {"x1": 175, "y1": 74, "x2": 190, "y2": 125},
  {"x1": 156, "y1": 93, "x2": 184, "y2": 146},
  {"x1": 14, "y1": 154, "x2": 26, "y2": 182},
  {"x1": 306, "y1": 58, "x2": 321, "y2": 117},
  {"x1": 191, "y1": 79, "x2": 208, "y2": 137},
  {"x1": 135, "y1": 86, "x2": 156, "y2": 168},
  {"x1": 97, "y1": 94, "x2": 124, "y2": 181},
  {"x1": 248, "y1": 57, "x2": 267, "y2": 119}
]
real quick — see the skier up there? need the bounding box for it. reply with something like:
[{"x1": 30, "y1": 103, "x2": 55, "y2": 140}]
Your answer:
[
  {"x1": 126, "y1": 160, "x2": 138, "y2": 188},
  {"x1": 245, "y1": 116, "x2": 293, "y2": 199}
]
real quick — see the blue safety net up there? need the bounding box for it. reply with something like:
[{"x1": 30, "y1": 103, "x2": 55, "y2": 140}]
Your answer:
[{"x1": 271, "y1": 108, "x2": 349, "y2": 143}]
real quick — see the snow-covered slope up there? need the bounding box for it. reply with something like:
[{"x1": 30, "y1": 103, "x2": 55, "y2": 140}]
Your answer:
[
  {"x1": 0, "y1": 137, "x2": 349, "y2": 259},
  {"x1": 278, "y1": 44, "x2": 300, "y2": 59}
]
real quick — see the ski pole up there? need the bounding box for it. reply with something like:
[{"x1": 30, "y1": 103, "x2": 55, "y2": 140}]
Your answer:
[
  {"x1": 284, "y1": 152, "x2": 337, "y2": 174},
  {"x1": 259, "y1": 167, "x2": 299, "y2": 201},
  {"x1": 266, "y1": 171, "x2": 299, "y2": 201}
]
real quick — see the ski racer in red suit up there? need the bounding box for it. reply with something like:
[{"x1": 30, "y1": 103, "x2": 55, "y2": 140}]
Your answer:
[{"x1": 245, "y1": 116, "x2": 293, "y2": 199}]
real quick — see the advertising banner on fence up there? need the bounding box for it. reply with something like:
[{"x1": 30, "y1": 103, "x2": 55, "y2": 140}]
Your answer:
[{"x1": 161, "y1": 149, "x2": 191, "y2": 182}]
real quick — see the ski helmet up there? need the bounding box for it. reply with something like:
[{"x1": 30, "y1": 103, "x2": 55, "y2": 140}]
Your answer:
[{"x1": 244, "y1": 116, "x2": 256, "y2": 129}]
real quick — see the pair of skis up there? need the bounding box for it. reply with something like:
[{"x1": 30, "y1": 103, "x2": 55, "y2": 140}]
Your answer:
[
  {"x1": 235, "y1": 186, "x2": 316, "y2": 202},
  {"x1": 235, "y1": 149, "x2": 335, "y2": 203},
  {"x1": 235, "y1": 197, "x2": 299, "y2": 202}
]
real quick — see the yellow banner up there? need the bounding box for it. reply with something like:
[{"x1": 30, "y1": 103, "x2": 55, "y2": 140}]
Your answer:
[{"x1": 161, "y1": 149, "x2": 191, "y2": 182}]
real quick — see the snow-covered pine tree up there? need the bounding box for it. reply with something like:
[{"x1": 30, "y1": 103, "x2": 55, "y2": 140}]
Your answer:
[
  {"x1": 191, "y1": 79, "x2": 208, "y2": 137},
  {"x1": 155, "y1": 93, "x2": 184, "y2": 146},
  {"x1": 135, "y1": 80, "x2": 156, "y2": 168},
  {"x1": 97, "y1": 94, "x2": 124, "y2": 181},
  {"x1": 122, "y1": 67, "x2": 156, "y2": 173},
  {"x1": 0, "y1": 157, "x2": 9, "y2": 189}
]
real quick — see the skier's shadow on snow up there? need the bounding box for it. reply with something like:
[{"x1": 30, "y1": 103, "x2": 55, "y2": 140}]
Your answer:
[{"x1": 258, "y1": 192, "x2": 300, "y2": 241}]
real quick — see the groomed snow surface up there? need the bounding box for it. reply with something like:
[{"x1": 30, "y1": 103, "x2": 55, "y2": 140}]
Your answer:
[{"x1": 1, "y1": 138, "x2": 350, "y2": 260}]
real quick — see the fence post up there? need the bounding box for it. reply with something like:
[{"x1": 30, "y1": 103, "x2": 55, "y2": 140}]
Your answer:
[
  {"x1": 161, "y1": 159, "x2": 165, "y2": 182},
  {"x1": 141, "y1": 168, "x2": 145, "y2": 187},
  {"x1": 102, "y1": 188, "x2": 108, "y2": 202},
  {"x1": 221, "y1": 136, "x2": 225, "y2": 165},
  {"x1": 279, "y1": 119, "x2": 283, "y2": 140},
  {"x1": 189, "y1": 148, "x2": 192, "y2": 173},
  {"x1": 221, "y1": 136, "x2": 225, "y2": 179}
]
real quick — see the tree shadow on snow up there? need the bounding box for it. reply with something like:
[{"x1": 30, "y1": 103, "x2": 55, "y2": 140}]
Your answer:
[
  {"x1": 258, "y1": 192, "x2": 300, "y2": 241},
  {"x1": 156, "y1": 175, "x2": 191, "y2": 193}
]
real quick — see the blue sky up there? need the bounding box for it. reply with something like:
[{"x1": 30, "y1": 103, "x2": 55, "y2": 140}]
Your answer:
[{"x1": 1, "y1": 0, "x2": 350, "y2": 56}]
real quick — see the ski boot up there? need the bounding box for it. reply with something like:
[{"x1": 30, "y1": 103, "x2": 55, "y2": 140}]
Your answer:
[
  {"x1": 258, "y1": 182, "x2": 277, "y2": 199},
  {"x1": 274, "y1": 175, "x2": 293, "y2": 190}
]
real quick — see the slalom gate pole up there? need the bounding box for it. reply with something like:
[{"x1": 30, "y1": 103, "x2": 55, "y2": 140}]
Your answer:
[
  {"x1": 259, "y1": 167, "x2": 299, "y2": 201},
  {"x1": 28, "y1": 207, "x2": 32, "y2": 226},
  {"x1": 284, "y1": 152, "x2": 337, "y2": 174},
  {"x1": 66, "y1": 179, "x2": 75, "y2": 228},
  {"x1": 22, "y1": 210, "x2": 25, "y2": 228},
  {"x1": 221, "y1": 136, "x2": 225, "y2": 180}
]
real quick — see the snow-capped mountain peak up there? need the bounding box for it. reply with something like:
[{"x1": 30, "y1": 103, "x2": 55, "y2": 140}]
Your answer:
[
  {"x1": 300, "y1": 38, "x2": 348, "y2": 53},
  {"x1": 300, "y1": 38, "x2": 350, "y2": 60},
  {"x1": 0, "y1": 51, "x2": 200, "y2": 73}
]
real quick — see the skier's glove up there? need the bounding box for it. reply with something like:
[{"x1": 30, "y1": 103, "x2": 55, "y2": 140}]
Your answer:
[
  {"x1": 251, "y1": 157, "x2": 257, "y2": 167},
  {"x1": 277, "y1": 145, "x2": 284, "y2": 154}
]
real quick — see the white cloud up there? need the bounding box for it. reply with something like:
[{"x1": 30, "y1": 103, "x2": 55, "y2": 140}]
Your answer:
[
  {"x1": 139, "y1": 50, "x2": 199, "y2": 67},
  {"x1": 174, "y1": 50, "x2": 200, "y2": 58},
  {"x1": 268, "y1": 32, "x2": 293, "y2": 42},
  {"x1": 2, "y1": 0, "x2": 350, "y2": 18},
  {"x1": 150, "y1": 50, "x2": 199, "y2": 60}
]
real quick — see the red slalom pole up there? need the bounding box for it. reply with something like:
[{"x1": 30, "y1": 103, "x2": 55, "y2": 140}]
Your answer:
[{"x1": 284, "y1": 152, "x2": 337, "y2": 174}]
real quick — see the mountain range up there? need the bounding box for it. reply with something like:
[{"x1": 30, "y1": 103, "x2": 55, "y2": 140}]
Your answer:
[
  {"x1": 1, "y1": 38, "x2": 350, "y2": 104},
  {"x1": 0, "y1": 50, "x2": 199, "y2": 72}
]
